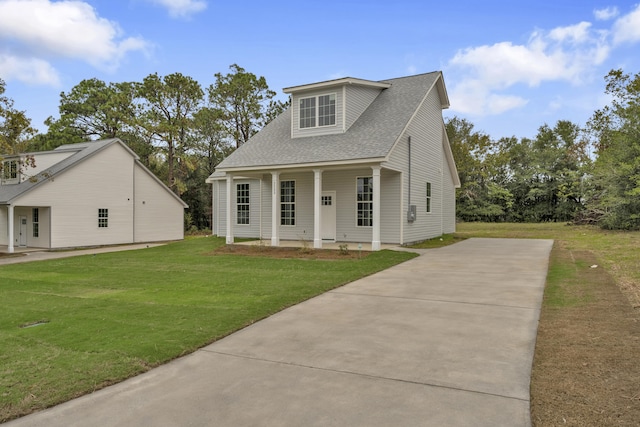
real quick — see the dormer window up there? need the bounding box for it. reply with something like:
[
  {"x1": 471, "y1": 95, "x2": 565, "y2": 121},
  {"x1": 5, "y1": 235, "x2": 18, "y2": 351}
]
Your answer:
[
  {"x1": 299, "y1": 93, "x2": 336, "y2": 129},
  {"x1": 2, "y1": 160, "x2": 19, "y2": 184}
]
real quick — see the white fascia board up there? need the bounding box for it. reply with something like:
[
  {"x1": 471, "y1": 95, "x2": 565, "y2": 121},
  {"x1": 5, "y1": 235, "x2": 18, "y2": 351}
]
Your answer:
[
  {"x1": 283, "y1": 78, "x2": 391, "y2": 94},
  {"x1": 215, "y1": 157, "x2": 388, "y2": 175}
]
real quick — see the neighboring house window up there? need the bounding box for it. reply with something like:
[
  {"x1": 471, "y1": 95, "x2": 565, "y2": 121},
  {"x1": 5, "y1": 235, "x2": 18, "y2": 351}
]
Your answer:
[
  {"x1": 357, "y1": 177, "x2": 373, "y2": 227},
  {"x1": 2, "y1": 160, "x2": 19, "y2": 183},
  {"x1": 280, "y1": 180, "x2": 295, "y2": 226},
  {"x1": 236, "y1": 183, "x2": 250, "y2": 225},
  {"x1": 299, "y1": 94, "x2": 336, "y2": 128},
  {"x1": 98, "y1": 208, "x2": 109, "y2": 228},
  {"x1": 32, "y1": 208, "x2": 39, "y2": 238},
  {"x1": 426, "y1": 182, "x2": 432, "y2": 213}
]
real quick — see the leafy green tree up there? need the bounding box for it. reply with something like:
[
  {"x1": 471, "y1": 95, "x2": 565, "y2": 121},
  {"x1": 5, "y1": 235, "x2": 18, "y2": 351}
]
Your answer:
[
  {"x1": 587, "y1": 69, "x2": 640, "y2": 230},
  {"x1": 207, "y1": 64, "x2": 277, "y2": 148},
  {"x1": 1, "y1": 78, "x2": 36, "y2": 155},
  {"x1": 32, "y1": 79, "x2": 148, "y2": 155},
  {"x1": 446, "y1": 117, "x2": 511, "y2": 221},
  {"x1": 138, "y1": 72, "x2": 204, "y2": 195}
]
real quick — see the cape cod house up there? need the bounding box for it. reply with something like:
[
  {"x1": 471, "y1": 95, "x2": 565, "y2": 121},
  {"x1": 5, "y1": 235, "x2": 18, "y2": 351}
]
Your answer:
[
  {"x1": 206, "y1": 71, "x2": 460, "y2": 250},
  {"x1": 1, "y1": 138, "x2": 187, "y2": 253}
]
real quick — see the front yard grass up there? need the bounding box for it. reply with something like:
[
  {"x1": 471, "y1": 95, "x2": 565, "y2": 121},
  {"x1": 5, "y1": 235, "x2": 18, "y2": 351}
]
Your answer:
[{"x1": 0, "y1": 237, "x2": 416, "y2": 422}]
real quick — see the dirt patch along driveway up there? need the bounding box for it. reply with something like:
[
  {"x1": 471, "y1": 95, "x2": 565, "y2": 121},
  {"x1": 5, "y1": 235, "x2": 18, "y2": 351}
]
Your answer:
[{"x1": 530, "y1": 246, "x2": 640, "y2": 426}]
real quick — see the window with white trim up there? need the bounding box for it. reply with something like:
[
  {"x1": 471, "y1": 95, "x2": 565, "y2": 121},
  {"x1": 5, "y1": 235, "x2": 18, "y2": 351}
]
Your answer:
[
  {"x1": 426, "y1": 182, "x2": 432, "y2": 213},
  {"x1": 236, "y1": 183, "x2": 250, "y2": 225},
  {"x1": 356, "y1": 177, "x2": 373, "y2": 227},
  {"x1": 299, "y1": 93, "x2": 336, "y2": 128},
  {"x1": 32, "y1": 208, "x2": 39, "y2": 238},
  {"x1": 2, "y1": 160, "x2": 19, "y2": 183},
  {"x1": 98, "y1": 208, "x2": 108, "y2": 228},
  {"x1": 280, "y1": 180, "x2": 295, "y2": 226}
]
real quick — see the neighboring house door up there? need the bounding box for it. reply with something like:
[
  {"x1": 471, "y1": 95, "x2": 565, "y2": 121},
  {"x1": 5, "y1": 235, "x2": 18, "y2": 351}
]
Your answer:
[
  {"x1": 18, "y1": 216, "x2": 27, "y2": 247},
  {"x1": 321, "y1": 191, "x2": 336, "y2": 241}
]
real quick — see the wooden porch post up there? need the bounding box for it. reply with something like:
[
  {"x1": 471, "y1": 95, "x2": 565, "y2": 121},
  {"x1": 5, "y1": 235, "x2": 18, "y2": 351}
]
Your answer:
[
  {"x1": 271, "y1": 171, "x2": 280, "y2": 246},
  {"x1": 7, "y1": 204, "x2": 14, "y2": 253},
  {"x1": 225, "y1": 174, "x2": 233, "y2": 244},
  {"x1": 313, "y1": 169, "x2": 323, "y2": 249},
  {"x1": 372, "y1": 166, "x2": 381, "y2": 251}
]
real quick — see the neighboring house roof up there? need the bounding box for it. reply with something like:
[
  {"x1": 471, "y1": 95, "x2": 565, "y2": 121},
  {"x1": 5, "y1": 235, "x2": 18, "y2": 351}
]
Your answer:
[
  {"x1": 1, "y1": 138, "x2": 187, "y2": 207},
  {"x1": 214, "y1": 72, "x2": 449, "y2": 173}
]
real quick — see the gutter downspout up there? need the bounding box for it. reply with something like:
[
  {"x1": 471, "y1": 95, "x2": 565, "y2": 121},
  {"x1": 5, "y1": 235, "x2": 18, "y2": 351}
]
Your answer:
[{"x1": 407, "y1": 136, "x2": 411, "y2": 208}]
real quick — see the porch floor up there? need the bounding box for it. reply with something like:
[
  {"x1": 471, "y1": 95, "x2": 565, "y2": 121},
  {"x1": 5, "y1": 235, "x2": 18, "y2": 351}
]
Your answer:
[
  {"x1": 234, "y1": 240, "x2": 400, "y2": 251},
  {"x1": 0, "y1": 246, "x2": 46, "y2": 255}
]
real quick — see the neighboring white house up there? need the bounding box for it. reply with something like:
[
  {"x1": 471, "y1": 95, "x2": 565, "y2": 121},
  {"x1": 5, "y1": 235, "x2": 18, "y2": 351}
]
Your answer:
[
  {"x1": 1, "y1": 138, "x2": 187, "y2": 253},
  {"x1": 206, "y1": 71, "x2": 460, "y2": 250}
]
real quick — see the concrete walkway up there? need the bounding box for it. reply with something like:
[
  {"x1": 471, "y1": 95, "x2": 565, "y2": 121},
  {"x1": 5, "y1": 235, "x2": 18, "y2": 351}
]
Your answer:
[
  {"x1": 0, "y1": 243, "x2": 164, "y2": 265},
  {"x1": 4, "y1": 238, "x2": 553, "y2": 427}
]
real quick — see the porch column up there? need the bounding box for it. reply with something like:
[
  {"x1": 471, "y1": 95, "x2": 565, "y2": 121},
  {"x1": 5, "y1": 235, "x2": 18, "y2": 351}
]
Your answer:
[
  {"x1": 225, "y1": 174, "x2": 233, "y2": 244},
  {"x1": 7, "y1": 204, "x2": 14, "y2": 253},
  {"x1": 313, "y1": 169, "x2": 323, "y2": 249},
  {"x1": 372, "y1": 166, "x2": 381, "y2": 251},
  {"x1": 271, "y1": 171, "x2": 280, "y2": 246}
]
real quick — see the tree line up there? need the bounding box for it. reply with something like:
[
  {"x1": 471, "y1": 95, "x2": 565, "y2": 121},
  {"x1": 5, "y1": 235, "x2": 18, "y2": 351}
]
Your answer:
[
  {"x1": 2, "y1": 67, "x2": 639, "y2": 231},
  {"x1": 447, "y1": 69, "x2": 640, "y2": 230},
  {"x1": 1, "y1": 64, "x2": 288, "y2": 230}
]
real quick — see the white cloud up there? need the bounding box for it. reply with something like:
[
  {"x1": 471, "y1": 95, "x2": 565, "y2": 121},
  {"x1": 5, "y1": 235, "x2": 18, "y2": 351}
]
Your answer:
[
  {"x1": 0, "y1": 54, "x2": 60, "y2": 86},
  {"x1": 447, "y1": 21, "x2": 611, "y2": 116},
  {"x1": 594, "y1": 6, "x2": 619, "y2": 21},
  {"x1": 612, "y1": 4, "x2": 640, "y2": 44},
  {"x1": 145, "y1": 0, "x2": 207, "y2": 18},
  {"x1": 0, "y1": 0, "x2": 149, "y2": 85}
]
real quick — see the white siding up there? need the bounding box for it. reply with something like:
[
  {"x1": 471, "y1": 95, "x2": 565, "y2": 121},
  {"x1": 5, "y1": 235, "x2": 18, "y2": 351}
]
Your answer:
[
  {"x1": 344, "y1": 85, "x2": 383, "y2": 130},
  {"x1": 134, "y1": 164, "x2": 185, "y2": 242},
  {"x1": 10, "y1": 206, "x2": 50, "y2": 248},
  {"x1": 0, "y1": 206, "x2": 6, "y2": 245},
  {"x1": 16, "y1": 143, "x2": 135, "y2": 248},
  {"x1": 260, "y1": 174, "x2": 272, "y2": 240},
  {"x1": 27, "y1": 151, "x2": 75, "y2": 178},
  {"x1": 387, "y1": 87, "x2": 448, "y2": 244},
  {"x1": 230, "y1": 178, "x2": 261, "y2": 238},
  {"x1": 442, "y1": 146, "x2": 457, "y2": 233},
  {"x1": 291, "y1": 90, "x2": 344, "y2": 138},
  {"x1": 277, "y1": 173, "x2": 314, "y2": 241}
]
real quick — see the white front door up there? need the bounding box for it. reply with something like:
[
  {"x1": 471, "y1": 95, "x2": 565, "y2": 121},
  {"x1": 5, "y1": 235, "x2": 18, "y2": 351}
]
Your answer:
[
  {"x1": 321, "y1": 191, "x2": 336, "y2": 241},
  {"x1": 18, "y1": 215, "x2": 27, "y2": 247}
]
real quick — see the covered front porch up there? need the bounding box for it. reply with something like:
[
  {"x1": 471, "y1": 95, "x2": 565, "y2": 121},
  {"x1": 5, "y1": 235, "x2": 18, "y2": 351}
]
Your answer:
[
  {"x1": 211, "y1": 164, "x2": 402, "y2": 252},
  {"x1": 0, "y1": 204, "x2": 50, "y2": 253}
]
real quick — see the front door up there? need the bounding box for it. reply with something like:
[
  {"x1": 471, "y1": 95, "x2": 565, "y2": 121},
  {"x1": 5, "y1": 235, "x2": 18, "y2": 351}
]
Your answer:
[
  {"x1": 18, "y1": 216, "x2": 27, "y2": 247},
  {"x1": 321, "y1": 191, "x2": 336, "y2": 241}
]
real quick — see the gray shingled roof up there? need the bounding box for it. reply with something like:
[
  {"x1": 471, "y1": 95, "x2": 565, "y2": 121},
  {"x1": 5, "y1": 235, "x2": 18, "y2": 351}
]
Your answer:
[{"x1": 214, "y1": 72, "x2": 444, "y2": 171}]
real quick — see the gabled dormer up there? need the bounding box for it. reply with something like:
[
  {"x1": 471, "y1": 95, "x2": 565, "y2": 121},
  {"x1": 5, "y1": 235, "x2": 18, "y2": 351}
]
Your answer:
[{"x1": 284, "y1": 77, "x2": 391, "y2": 139}]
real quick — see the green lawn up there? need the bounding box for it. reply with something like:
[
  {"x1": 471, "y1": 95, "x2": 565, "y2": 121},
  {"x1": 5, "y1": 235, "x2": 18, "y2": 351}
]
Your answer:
[{"x1": 0, "y1": 237, "x2": 416, "y2": 422}]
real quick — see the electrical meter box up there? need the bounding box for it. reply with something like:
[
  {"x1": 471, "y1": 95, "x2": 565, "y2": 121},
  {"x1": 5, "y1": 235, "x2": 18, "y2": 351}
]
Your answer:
[{"x1": 407, "y1": 205, "x2": 416, "y2": 222}]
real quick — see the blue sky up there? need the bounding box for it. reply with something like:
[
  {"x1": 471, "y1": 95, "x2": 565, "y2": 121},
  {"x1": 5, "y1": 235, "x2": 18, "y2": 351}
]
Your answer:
[{"x1": 2, "y1": 0, "x2": 640, "y2": 140}]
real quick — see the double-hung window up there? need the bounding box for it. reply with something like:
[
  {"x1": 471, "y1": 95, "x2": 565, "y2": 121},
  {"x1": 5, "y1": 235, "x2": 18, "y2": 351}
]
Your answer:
[
  {"x1": 32, "y1": 208, "x2": 39, "y2": 238},
  {"x1": 98, "y1": 208, "x2": 108, "y2": 228},
  {"x1": 299, "y1": 94, "x2": 336, "y2": 128},
  {"x1": 236, "y1": 183, "x2": 250, "y2": 225},
  {"x1": 2, "y1": 160, "x2": 19, "y2": 183},
  {"x1": 356, "y1": 177, "x2": 373, "y2": 227},
  {"x1": 280, "y1": 180, "x2": 295, "y2": 226},
  {"x1": 426, "y1": 182, "x2": 432, "y2": 213}
]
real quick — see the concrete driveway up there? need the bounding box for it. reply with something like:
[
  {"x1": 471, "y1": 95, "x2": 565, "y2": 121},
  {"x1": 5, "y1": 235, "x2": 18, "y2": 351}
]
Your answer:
[{"x1": 4, "y1": 237, "x2": 553, "y2": 427}]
